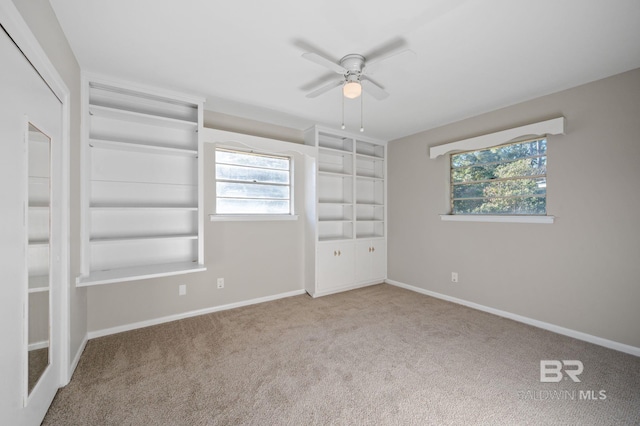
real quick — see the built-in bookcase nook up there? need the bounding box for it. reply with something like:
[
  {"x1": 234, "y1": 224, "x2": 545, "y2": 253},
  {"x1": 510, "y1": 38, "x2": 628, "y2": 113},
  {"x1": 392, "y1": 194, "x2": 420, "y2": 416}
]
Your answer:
[
  {"x1": 305, "y1": 126, "x2": 387, "y2": 297},
  {"x1": 77, "y1": 78, "x2": 205, "y2": 286},
  {"x1": 309, "y1": 128, "x2": 386, "y2": 242}
]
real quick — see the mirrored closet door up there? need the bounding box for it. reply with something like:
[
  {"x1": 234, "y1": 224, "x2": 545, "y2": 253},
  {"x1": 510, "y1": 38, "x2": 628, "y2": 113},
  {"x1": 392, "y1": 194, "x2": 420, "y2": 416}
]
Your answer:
[{"x1": 26, "y1": 124, "x2": 52, "y2": 395}]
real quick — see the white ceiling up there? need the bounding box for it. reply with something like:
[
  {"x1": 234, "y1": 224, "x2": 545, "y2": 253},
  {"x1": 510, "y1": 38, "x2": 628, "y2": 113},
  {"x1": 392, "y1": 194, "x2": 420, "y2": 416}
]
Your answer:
[{"x1": 49, "y1": 0, "x2": 640, "y2": 141}]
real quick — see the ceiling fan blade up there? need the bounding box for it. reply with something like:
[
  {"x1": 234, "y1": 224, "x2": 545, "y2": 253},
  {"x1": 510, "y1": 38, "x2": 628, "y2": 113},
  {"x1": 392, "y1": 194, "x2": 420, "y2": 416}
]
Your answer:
[
  {"x1": 363, "y1": 49, "x2": 416, "y2": 75},
  {"x1": 306, "y1": 79, "x2": 343, "y2": 98},
  {"x1": 363, "y1": 37, "x2": 407, "y2": 62},
  {"x1": 302, "y1": 52, "x2": 346, "y2": 74},
  {"x1": 361, "y1": 78, "x2": 389, "y2": 100}
]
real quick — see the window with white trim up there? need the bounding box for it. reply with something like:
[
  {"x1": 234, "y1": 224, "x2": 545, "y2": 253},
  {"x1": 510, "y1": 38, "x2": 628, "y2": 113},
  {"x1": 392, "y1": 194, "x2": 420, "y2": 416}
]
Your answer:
[
  {"x1": 451, "y1": 138, "x2": 547, "y2": 215},
  {"x1": 215, "y1": 148, "x2": 292, "y2": 215}
]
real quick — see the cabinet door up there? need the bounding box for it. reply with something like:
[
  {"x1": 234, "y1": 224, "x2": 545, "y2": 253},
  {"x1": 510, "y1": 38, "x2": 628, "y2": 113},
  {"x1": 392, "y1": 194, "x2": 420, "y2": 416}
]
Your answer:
[
  {"x1": 317, "y1": 242, "x2": 354, "y2": 290},
  {"x1": 355, "y1": 240, "x2": 373, "y2": 282},
  {"x1": 355, "y1": 239, "x2": 386, "y2": 283},
  {"x1": 370, "y1": 239, "x2": 387, "y2": 281}
]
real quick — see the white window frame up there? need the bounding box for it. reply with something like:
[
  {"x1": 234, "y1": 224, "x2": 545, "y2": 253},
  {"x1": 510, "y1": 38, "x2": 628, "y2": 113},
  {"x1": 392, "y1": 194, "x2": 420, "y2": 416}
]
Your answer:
[
  {"x1": 430, "y1": 117, "x2": 565, "y2": 224},
  {"x1": 211, "y1": 147, "x2": 297, "y2": 221},
  {"x1": 449, "y1": 138, "x2": 548, "y2": 217}
]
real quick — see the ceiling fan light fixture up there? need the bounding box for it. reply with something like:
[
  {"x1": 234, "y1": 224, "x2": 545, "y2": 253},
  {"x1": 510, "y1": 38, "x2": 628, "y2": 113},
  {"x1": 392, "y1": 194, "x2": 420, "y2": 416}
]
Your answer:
[{"x1": 343, "y1": 80, "x2": 362, "y2": 99}]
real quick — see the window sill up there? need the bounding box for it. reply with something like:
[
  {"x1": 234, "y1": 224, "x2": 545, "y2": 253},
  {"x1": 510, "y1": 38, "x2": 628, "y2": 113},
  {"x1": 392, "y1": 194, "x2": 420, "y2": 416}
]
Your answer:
[
  {"x1": 209, "y1": 214, "x2": 299, "y2": 222},
  {"x1": 440, "y1": 214, "x2": 554, "y2": 224}
]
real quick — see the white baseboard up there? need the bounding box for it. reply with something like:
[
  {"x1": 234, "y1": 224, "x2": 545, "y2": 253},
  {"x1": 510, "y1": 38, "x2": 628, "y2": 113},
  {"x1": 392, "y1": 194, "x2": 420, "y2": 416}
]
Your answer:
[
  {"x1": 88, "y1": 289, "x2": 307, "y2": 339},
  {"x1": 385, "y1": 279, "x2": 640, "y2": 357},
  {"x1": 65, "y1": 333, "x2": 88, "y2": 385},
  {"x1": 308, "y1": 280, "x2": 380, "y2": 298}
]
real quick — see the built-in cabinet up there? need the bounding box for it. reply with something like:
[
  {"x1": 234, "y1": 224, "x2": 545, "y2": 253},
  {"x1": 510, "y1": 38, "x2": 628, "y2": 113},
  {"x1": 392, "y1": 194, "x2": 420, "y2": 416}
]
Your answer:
[
  {"x1": 305, "y1": 126, "x2": 387, "y2": 297},
  {"x1": 77, "y1": 78, "x2": 206, "y2": 286}
]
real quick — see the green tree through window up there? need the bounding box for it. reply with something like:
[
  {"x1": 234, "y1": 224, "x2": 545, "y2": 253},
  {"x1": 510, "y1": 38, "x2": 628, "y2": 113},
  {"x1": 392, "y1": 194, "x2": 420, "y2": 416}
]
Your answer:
[{"x1": 451, "y1": 139, "x2": 547, "y2": 215}]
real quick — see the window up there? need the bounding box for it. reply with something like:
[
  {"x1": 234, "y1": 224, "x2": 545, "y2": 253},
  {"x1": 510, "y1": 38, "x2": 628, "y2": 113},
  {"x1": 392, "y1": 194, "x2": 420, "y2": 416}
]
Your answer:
[
  {"x1": 215, "y1": 148, "x2": 292, "y2": 215},
  {"x1": 451, "y1": 138, "x2": 547, "y2": 215}
]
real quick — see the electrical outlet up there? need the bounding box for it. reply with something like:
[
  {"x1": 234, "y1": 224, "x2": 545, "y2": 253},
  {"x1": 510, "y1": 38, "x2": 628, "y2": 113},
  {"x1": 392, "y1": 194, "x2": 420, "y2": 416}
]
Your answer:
[
  {"x1": 451, "y1": 272, "x2": 459, "y2": 283},
  {"x1": 217, "y1": 278, "x2": 224, "y2": 289},
  {"x1": 179, "y1": 284, "x2": 187, "y2": 296}
]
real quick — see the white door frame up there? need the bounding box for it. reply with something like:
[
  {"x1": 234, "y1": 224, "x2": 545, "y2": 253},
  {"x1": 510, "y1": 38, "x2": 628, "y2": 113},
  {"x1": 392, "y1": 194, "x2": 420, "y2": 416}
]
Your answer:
[{"x1": 0, "y1": 0, "x2": 71, "y2": 384}]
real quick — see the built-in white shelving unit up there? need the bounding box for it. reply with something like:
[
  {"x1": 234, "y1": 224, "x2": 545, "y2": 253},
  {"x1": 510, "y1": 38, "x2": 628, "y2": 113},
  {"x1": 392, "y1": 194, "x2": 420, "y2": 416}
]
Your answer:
[
  {"x1": 304, "y1": 126, "x2": 387, "y2": 297},
  {"x1": 77, "y1": 78, "x2": 206, "y2": 286}
]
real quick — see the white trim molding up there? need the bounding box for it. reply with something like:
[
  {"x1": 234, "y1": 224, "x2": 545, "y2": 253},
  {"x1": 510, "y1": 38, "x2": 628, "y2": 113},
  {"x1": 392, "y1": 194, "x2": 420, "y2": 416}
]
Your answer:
[
  {"x1": 429, "y1": 117, "x2": 566, "y2": 159},
  {"x1": 210, "y1": 214, "x2": 299, "y2": 222},
  {"x1": 440, "y1": 214, "x2": 555, "y2": 224},
  {"x1": 88, "y1": 289, "x2": 306, "y2": 339},
  {"x1": 385, "y1": 279, "x2": 640, "y2": 357},
  {"x1": 65, "y1": 334, "x2": 88, "y2": 386}
]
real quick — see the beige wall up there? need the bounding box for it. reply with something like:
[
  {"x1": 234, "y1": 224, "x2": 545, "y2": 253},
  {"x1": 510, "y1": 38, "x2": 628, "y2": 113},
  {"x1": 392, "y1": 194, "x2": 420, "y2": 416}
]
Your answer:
[
  {"x1": 388, "y1": 68, "x2": 640, "y2": 348},
  {"x1": 12, "y1": 0, "x2": 88, "y2": 368}
]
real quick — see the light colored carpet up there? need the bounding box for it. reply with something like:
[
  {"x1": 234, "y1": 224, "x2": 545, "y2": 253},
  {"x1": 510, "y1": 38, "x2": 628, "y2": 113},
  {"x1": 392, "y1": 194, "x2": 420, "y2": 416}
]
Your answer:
[{"x1": 44, "y1": 284, "x2": 640, "y2": 425}]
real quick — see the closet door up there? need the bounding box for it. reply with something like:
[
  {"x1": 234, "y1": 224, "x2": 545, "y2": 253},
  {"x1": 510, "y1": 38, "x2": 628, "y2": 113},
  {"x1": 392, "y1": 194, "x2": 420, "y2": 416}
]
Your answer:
[{"x1": 0, "y1": 26, "x2": 63, "y2": 425}]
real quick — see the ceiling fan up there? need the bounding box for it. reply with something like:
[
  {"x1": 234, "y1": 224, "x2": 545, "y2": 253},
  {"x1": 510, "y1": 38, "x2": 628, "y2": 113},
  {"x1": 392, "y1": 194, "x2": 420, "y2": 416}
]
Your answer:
[{"x1": 302, "y1": 47, "x2": 415, "y2": 100}]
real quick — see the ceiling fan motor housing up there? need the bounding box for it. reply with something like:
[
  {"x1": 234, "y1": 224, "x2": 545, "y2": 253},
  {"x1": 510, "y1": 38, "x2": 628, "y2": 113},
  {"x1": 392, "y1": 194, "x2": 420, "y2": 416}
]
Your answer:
[{"x1": 340, "y1": 54, "x2": 365, "y2": 76}]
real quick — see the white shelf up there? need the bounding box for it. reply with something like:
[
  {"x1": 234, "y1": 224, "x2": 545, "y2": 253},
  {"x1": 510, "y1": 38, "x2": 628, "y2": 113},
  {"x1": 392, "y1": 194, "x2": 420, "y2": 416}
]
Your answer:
[
  {"x1": 28, "y1": 240, "x2": 49, "y2": 247},
  {"x1": 318, "y1": 146, "x2": 352, "y2": 154},
  {"x1": 28, "y1": 275, "x2": 49, "y2": 293},
  {"x1": 90, "y1": 234, "x2": 198, "y2": 245},
  {"x1": 356, "y1": 234, "x2": 384, "y2": 239},
  {"x1": 77, "y1": 261, "x2": 206, "y2": 287},
  {"x1": 28, "y1": 176, "x2": 49, "y2": 182},
  {"x1": 319, "y1": 200, "x2": 353, "y2": 205},
  {"x1": 318, "y1": 236, "x2": 353, "y2": 242},
  {"x1": 355, "y1": 152, "x2": 384, "y2": 160},
  {"x1": 355, "y1": 140, "x2": 385, "y2": 158},
  {"x1": 89, "y1": 104, "x2": 197, "y2": 130},
  {"x1": 90, "y1": 205, "x2": 197, "y2": 211},
  {"x1": 90, "y1": 138, "x2": 197, "y2": 157},
  {"x1": 318, "y1": 170, "x2": 352, "y2": 178},
  {"x1": 318, "y1": 219, "x2": 353, "y2": 223},
  {"x1": 318, "y1": 133, "x2": 354, "y2": 152},
  {"x1": 355, "y1": 174, "x2": 384, "y2": 181}
]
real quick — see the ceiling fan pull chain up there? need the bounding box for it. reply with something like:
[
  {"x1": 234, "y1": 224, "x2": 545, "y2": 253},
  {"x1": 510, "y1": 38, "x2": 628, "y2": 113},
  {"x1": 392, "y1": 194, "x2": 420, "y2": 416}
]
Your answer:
[
  {"x1": 360, "y1": 93, "x2": 364, "y2": 132},
  {"x1": 341, "y1": 94, "x2": 346, "y2": 130}
]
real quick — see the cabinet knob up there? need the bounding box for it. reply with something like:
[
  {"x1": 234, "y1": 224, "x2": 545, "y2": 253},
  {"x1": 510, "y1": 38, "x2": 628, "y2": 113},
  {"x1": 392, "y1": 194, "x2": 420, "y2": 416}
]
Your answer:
[
  {"x1": 372, "y1": 247, "x2": 375, "y2": 252},
  {"x1": 334, "y1": 250, "x2": 337, "y2": 256},
  {"x1": 338, "y1": 250, "x2": 341, "y2": 256}
]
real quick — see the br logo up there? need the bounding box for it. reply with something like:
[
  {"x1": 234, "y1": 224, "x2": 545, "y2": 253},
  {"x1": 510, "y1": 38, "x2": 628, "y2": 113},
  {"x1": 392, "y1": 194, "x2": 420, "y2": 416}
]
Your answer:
[{"x1": 540, "y1": 360, "x2": 584, "y2": 382}]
